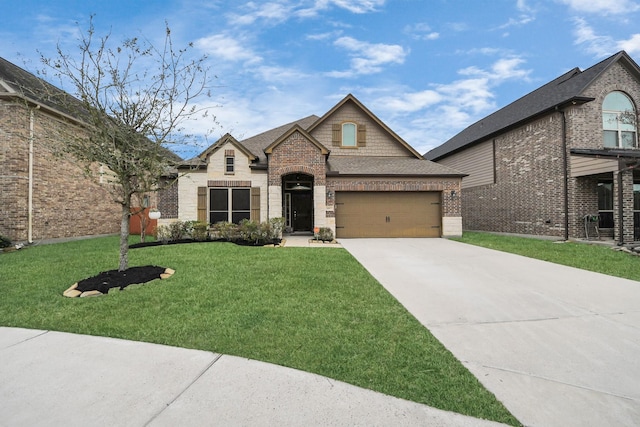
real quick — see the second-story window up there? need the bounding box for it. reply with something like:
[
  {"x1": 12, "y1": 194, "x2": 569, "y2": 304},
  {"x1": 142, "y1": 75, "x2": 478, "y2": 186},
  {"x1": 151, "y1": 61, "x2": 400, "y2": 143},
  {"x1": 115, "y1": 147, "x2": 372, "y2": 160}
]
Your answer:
[
  {"x1": 603, "y1": 91, "x2": 637, "y2": 148},
  {"x1": 342, "y1": 122, "x2": 357, "y2": 147},
  {"x1": 225, "y1": 149, "x2": 235, "y2": 174}
]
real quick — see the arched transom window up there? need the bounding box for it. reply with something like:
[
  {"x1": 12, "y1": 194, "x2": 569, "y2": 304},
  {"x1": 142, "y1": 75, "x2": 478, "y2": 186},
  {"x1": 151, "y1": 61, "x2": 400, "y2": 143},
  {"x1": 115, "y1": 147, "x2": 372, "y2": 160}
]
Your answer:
[{"x1": 603, "y1": 91, "x2": 637, "y2": 148}]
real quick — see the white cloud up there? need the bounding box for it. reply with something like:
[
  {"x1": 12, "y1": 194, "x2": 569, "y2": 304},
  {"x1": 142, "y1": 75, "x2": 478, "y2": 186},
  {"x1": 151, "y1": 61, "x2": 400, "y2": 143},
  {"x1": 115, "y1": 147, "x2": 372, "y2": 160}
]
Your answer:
[
  {"x1": 571, "y1": 18, "x2": 640, "y2": 57},
  {"x1": 195, "y1": 34, "x2": 262, "y2": 64},
  {"x1": 229, "y1": 0, "x2": 386, "y2": 24},
  {"x1": 370, "y1": 56, "x2": 532, "y2": 154},
  {"x1": 328, "y1": 36, "x2": 407, "y2": 77},
  {"x1": 558, "y1": 0, "x2": 640, "y2": 15},
  {"x1": 404, "y1": 23, "x2": 439, "y2": 41},
  {"x1": 618, "y1": 34, "x2": 640, "y2": 56}
]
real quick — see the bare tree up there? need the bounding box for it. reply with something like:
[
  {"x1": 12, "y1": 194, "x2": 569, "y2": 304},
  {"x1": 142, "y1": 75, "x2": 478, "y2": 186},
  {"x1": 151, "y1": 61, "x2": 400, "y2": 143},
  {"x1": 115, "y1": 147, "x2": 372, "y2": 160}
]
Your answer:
[{"x1": 40, "y1": 17, "x2": 214, "y2": 271}]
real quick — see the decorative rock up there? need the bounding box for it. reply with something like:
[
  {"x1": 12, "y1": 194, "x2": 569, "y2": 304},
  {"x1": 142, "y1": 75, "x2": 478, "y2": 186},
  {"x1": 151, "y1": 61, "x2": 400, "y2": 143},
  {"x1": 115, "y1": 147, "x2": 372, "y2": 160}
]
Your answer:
[
  {"x1": 63, "y1": 283, "x2": 81, "y2": 298},
  {"x1": 80, "y1": 290, "x2": 103, "y2": 298}
]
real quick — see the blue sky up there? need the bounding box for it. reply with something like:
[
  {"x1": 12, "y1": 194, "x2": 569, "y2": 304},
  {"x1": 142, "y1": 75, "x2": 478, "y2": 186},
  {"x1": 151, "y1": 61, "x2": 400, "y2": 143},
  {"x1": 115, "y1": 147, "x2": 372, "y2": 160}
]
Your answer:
[{"x1": 5, "y1": 0, "x2": 640, "y2": 158}]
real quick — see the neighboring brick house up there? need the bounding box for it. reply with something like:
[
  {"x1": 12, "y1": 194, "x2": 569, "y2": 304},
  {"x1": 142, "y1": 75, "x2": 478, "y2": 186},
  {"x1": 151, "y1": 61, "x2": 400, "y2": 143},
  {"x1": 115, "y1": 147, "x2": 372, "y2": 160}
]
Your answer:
[
  {"x1": 173, "y1": 94, "x2": 464, "y2": 238},
  {"x1": 425, "y1": 51, "x2": 640, "y2": 243},
  {"x1": 0, "y1": 57, "x2": 123, "y2": 243}
]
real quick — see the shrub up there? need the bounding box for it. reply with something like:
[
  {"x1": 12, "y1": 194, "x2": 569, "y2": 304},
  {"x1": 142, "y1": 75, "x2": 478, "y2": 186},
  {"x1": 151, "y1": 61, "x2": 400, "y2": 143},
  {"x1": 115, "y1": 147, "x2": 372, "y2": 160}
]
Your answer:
[
  {"x1": 211, "y1": 221, "x2": 238, "y2": 241},
  {"x1": 238, "y1": 219, "x2": 260, "y2": 243},
  {"x1": 191, "y1": 221, "x2": 209, "y2": 241},
  {"x1": 169, "y1": 220, "x2": 188, "y2": 240},
  {"x1": 318, "y1": 227, "x2": 334, "y2": 242},
  {"x1": 0, "y1": 235, "x2": 12, "y2": 248},
  {"x1": 156, "y1": 225, "x2": 171, "y2": 243}
]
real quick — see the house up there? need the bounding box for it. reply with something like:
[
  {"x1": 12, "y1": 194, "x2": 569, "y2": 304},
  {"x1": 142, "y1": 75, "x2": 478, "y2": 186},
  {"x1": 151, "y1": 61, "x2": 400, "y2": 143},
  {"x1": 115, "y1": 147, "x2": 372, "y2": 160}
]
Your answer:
[
  {"x1": 166, "y1": 94, "x2": 464, "y2": 238},
  {"x1": 425, "y1": 51, "x2": 640, "y2": 244},
  {"x1": 0, "y1": 57, "x2": 123, "y2": 243}
]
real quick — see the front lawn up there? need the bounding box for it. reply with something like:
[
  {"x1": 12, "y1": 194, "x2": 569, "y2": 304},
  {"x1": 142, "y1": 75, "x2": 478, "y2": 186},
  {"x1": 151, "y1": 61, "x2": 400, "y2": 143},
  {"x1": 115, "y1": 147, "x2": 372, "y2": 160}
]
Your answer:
[
  {"x1": 0, "y1": 236, "x2": 518, "y2": 425},
  {"x1": 454, "y1": 232, "x2": 640, "y2": 281}
]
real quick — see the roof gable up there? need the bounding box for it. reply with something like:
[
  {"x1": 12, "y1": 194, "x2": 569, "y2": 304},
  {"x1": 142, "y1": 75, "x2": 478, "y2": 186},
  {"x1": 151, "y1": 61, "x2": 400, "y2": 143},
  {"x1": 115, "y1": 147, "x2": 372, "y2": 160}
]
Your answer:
[
  {"x1": 198, "y1": 133, "x2": 257, "y2": 162},
  {"x1": 308, "y1": 93, "x2": 424, "y2": 159},
  {"x1": 426, "y1": 51, "x2": 640, "y2": 161},
  {"x1": 264, "y1": 124, "x2": 329, "y2": 155}
]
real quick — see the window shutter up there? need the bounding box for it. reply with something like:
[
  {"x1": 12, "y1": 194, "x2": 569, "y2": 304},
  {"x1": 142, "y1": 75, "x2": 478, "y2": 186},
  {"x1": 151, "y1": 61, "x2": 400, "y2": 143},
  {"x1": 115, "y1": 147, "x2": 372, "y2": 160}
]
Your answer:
[
  {"x1": 357, "y1": 124, "x2": 366, "y2": 147},
  {"x1": 197, "y1": 187, "x2": 207, "y2": 223},
  {"x1": 251, "y1": 187, "x2": 261, "y2": 221},
  {"x1": 332, "y1": 124, "x2": 341, "y2": 146}
]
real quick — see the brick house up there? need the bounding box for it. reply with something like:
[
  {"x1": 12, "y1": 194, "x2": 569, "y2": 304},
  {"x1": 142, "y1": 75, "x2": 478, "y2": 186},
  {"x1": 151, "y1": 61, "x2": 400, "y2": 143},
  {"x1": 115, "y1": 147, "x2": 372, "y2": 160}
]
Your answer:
[
  {"x1": 425, "y1": 51, "x2": 640, "y2": 243},
  {"x1": 0, "y1": 57, "x2": 123, "y2": 243},
  {"x1": 170, "y1": 94, "x2": 464, "y2": 238}
]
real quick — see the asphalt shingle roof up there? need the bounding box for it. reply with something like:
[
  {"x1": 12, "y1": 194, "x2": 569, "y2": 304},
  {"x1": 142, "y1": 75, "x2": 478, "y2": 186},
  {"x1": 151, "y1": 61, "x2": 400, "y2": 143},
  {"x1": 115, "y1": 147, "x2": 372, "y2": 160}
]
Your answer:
[
  {"x1": 425, "y1": 51, "x2": 638, "y2": 161},
  {"x1": 327, "y1": 156, "x2": 465, "y2": 176}
]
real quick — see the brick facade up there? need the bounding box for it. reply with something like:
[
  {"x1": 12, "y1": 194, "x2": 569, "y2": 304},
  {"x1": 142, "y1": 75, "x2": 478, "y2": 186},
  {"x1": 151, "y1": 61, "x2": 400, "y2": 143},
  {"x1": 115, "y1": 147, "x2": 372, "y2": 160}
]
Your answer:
[
  {"x1": 0, "y1": 100, "x2": 120, "y2": 242},
  {"x1": 461, "y1": 114, "x2": 567, "y2": 237},
  {"x1": 267, "y1": 130, "x2": 327, "y2": 186}
]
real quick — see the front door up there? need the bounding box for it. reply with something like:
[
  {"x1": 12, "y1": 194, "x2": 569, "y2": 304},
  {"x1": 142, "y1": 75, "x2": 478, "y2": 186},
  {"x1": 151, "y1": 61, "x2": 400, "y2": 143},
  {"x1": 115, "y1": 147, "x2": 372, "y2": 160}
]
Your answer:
[{"x1": 292, "y1": 191, "x2": 312, "y2": 232}]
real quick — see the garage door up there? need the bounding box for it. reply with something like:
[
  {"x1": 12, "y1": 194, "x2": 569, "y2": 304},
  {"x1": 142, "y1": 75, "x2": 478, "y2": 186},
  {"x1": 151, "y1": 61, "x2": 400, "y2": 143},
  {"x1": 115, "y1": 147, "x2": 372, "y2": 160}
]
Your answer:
[{"x1": 335, "y1": 192, "x2": 441, "y2": 238}]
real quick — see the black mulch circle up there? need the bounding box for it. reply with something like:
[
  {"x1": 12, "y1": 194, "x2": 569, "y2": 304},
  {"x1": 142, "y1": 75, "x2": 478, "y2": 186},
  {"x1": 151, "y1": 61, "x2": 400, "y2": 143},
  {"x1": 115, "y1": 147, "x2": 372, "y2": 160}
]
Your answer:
[{"x1": 76, "y1": 265, "x2": 168, "y2": 294}]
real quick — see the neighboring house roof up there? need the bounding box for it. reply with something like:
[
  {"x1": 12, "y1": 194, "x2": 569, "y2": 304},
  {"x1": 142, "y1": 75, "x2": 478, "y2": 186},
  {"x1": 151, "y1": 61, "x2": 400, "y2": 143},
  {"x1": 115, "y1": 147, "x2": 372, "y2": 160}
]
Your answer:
[
  {"x1": 425, "y1": 51, "x2": 640, "y2": 161},
  {"x1": 327, "y1": 156, "x2": 465, "y2": 176},
  {"x1": 0, "y1": 56, "x2": 87, "y2": 122},
  {"x1": 308, "y1": 93, "x2": 425, "y2": 159},
  {"x1": 0, "y1": 56, "x2": 182, "y2": 165}
]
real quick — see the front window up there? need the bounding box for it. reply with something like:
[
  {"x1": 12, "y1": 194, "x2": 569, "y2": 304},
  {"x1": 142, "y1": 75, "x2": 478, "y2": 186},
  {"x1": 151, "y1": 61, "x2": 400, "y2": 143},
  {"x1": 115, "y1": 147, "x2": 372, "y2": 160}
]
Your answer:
[
  {"x1": 597, "y1": 181, "x2": 614, "y2": 229},
  {"x1": 342, "y1": 122, "x2": 357, "y2": 147},
  {"x1": 603, "y1": 91, "x2": 637, "y2": 148},
  {"x1": 209, "y1": 188, "x2": 250, "y2": 224}
]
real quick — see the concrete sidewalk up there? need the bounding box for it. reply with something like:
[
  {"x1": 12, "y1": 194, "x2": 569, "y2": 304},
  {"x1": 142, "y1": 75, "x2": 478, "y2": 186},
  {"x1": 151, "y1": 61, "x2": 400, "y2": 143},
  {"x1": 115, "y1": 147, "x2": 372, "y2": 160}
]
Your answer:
[
  {"x1": 340, "y1": 238, "x2": 640, "y2": 427},
  {"x1": 0, "y1": 327, "x2": 506, "y2": 426}
]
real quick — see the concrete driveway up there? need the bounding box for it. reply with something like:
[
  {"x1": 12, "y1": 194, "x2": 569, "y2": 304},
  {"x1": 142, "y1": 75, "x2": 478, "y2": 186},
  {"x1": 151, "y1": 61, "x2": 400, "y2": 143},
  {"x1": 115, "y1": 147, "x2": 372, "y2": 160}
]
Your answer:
[{"x1": 340, "y1": 238, "x2": 640, "y2": 427}]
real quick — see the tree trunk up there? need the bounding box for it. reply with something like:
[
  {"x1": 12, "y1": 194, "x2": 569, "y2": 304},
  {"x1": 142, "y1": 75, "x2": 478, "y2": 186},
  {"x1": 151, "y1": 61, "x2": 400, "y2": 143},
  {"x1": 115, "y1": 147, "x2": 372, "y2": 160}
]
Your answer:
[{"x1": 119, "y1": 203, "x2": 130, "y2": 272}]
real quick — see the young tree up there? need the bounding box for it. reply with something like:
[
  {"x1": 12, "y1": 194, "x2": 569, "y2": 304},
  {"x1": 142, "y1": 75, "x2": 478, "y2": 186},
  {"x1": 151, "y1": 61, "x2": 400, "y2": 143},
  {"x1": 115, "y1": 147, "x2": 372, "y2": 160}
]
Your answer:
[{"x1": 40, "y1": 18, "x2": 214, "y2": 271}]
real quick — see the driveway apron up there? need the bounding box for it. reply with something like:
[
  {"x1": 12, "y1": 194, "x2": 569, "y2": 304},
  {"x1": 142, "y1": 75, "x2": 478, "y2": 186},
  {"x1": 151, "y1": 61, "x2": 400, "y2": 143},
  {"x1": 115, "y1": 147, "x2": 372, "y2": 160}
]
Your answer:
[{"x1": 340, "y1": 238, "x2": 640, "y2": 427}]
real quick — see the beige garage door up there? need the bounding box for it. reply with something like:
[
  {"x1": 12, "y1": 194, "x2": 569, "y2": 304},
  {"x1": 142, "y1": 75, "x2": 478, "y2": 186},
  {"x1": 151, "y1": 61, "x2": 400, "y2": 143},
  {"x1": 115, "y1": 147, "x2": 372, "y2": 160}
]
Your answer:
[{"x1": 335, "y1": 192, "x2": 442, "y2": 238}]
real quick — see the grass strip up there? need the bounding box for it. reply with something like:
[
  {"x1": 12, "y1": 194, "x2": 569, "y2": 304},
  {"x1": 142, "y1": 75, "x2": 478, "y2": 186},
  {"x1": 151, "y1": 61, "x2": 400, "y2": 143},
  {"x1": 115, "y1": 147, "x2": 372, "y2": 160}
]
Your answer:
[{"x1": 453, "y1": 232, "x2": 640, "y2": 282}]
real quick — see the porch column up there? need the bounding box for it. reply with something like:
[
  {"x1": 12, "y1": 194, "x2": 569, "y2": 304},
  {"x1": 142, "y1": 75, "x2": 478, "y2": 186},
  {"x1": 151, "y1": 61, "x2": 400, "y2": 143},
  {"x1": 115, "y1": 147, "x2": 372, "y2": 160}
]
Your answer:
[{"x1": 614, "y1": 168, "x2": 634, "y2": 243}]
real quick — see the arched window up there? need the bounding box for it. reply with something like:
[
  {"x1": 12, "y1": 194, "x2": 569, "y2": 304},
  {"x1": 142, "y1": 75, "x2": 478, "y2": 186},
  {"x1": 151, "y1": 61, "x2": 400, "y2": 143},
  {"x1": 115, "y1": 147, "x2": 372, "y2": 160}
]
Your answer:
[
  {"x1": 603, "y1": 91, "x2": 637, "y2": 148},
  {"x1": 342, "y1": 122, "x2": 357, "y2": 147}
]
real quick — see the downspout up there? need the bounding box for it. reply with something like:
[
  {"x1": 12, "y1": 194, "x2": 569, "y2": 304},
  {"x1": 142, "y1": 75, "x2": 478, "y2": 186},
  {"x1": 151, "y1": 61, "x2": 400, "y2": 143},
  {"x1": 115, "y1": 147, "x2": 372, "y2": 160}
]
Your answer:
[
  {"x1": 560, "y1": 108, "x2": 570, "y2": 241},
  {"x1": 27, "y1": 106, "x2": 38, "y2": 244}
]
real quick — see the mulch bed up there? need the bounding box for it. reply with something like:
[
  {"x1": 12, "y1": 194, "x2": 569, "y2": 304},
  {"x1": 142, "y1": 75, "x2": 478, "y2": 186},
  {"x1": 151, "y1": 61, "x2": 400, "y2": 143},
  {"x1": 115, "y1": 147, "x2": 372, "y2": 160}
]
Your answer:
[{"x1": 63, "y1": 265, "x2": 174, "y2": 298}]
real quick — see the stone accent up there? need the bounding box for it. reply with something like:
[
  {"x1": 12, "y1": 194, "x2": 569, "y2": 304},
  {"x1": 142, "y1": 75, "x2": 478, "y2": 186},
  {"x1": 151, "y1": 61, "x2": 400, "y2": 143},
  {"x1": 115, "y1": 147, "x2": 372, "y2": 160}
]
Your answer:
[{"x1": 442, "y1": 217, "x2": 463, "y2": 237}]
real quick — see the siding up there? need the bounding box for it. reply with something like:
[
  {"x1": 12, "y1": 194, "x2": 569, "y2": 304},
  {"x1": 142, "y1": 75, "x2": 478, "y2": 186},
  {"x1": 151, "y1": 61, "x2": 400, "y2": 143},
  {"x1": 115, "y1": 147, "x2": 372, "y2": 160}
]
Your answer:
[
  {"x1": 570, "y1": 156, "x2": 618, "y2": 178},
  {"x1": 438, "y1": 140, "x2": 494, "y2": 188}
]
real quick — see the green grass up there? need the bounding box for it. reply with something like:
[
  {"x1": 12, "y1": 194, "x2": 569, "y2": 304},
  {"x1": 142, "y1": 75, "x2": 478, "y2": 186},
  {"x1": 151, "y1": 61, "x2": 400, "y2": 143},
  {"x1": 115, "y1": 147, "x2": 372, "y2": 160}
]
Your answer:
[
  {"x1": 0, "y1": 236, "x2": 519, "y2": 425},
  {"x1": 454, "y1": 232, "x2": 640, "y2": 281}
]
